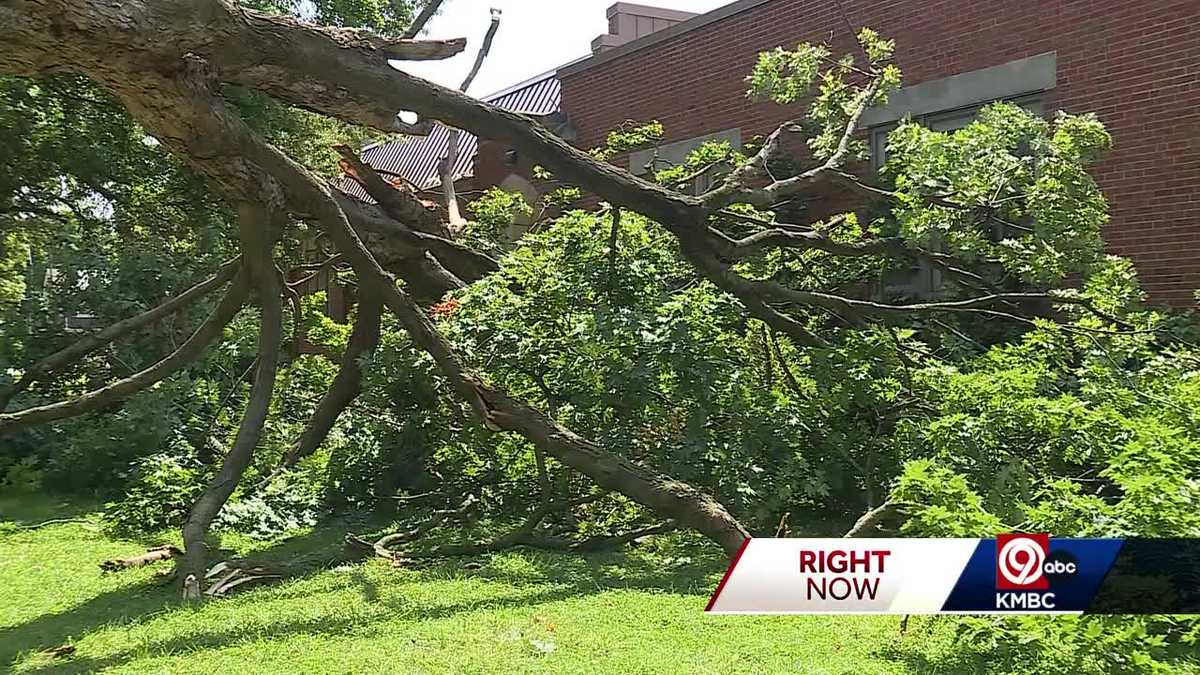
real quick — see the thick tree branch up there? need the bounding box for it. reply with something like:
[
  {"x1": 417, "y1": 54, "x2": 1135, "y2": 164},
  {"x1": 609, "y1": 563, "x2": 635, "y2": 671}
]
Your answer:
[
  {"x1": 335, "y1": 144, "x2": 450, "y2": 238},
  {"x1": 181, "y1": 204, "x2": 284, "y2": 594},
  {"x1": 194, "y1": 13, "x2": 966, "y2": 341},
  {"x1": 315, "y1": 181, "x2": 751, "y2": 554},
  {"x1": 334, "y1": 191, "x2": 499, "y2": 283},
  {"x1": 0, "y1": 257, "x2": 240, "y2": 410},
  {"x1": 204, "y1": 8, "x2": 706, "y2": 225},
  {"x1": 0, "y1": 273, "x2": 249, "y2": 434},
  {"x1": 334, "y1": 147, "x2": 492, "y2": 298},
  {"x1": 238, "y1": 5, "x2": 465, "y2": 61},
  {"x1": 283, "y1": 291, "x2": 383, "y2": 466}
]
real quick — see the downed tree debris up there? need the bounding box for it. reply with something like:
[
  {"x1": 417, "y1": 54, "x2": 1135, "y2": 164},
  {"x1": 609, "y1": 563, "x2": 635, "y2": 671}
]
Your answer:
[
  {"x1": 203, "y1": 561, "x2": 281, "y2": 597},
  {"x1": 843, "y1": 501, "x2": 906, "y2": 538},
  {"x1": 348, "y1": 496, "x2": 676, "y2": 564},
  {"x1": 99, "y1": 545, "x2": 182, "y2": 572},
  {"x1": 100, "y1": 546, "x2": 278, "y2": 598},
  {"x1": 39, "y1": 644, "x2": 76, "y2": 659}
]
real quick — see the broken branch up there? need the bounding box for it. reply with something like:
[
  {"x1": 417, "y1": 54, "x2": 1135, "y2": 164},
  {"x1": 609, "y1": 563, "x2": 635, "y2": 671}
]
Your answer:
[
  {"x1": 100, "y1": 545, "x2": 182, "y2": 572},
  {"x1": 0, "y1": 273, "x2": 249, "y2": 434},
  {"x1": 0, "y1": 257, "x2": 240, "y2": 411},
  {"x1": 441, "y1": 9, "x2": 502, "y2": 233}
]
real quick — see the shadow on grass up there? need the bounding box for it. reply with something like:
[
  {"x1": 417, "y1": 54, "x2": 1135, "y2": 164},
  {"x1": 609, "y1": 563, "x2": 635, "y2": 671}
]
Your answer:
[
  {"x1": 0, "y1": 580, "x2": 178, "y2": 673},
  {"x1": 469, "y1": 545, "x2": 724, "y2": 596},
  {"x1": 874, "y1": 619, "x2": 990, "y2": 675},
  {"x1": 0, "y1": 511, "x2": 372, "y2": 673},
  {"x1": 1, "y1": 514, "x2": 729, "y2": 674},
  {"x1": 882, "y1": 650, "x2": 990, "y2": 675},
  {"x1": 15, "y1": 582, "x2": 589, "y2": 675},
  {"x1": 0, "y1": 496, "x2": 103, "y2": 528}
]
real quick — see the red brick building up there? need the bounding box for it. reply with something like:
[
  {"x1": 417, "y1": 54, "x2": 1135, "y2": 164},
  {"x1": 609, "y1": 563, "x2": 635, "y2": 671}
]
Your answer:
[
  {"x1": 360, "y1": 1, "x2": 1198, "y2": 305},
  {"x1": 552, "y1": 0, "x2": 1200, "y2": 306}
]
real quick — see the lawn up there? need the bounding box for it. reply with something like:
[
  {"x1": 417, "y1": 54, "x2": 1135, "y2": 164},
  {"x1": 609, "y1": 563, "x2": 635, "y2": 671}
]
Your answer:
[{"x1": 0, "y1": 498, "x2": 963, "y2": 674}]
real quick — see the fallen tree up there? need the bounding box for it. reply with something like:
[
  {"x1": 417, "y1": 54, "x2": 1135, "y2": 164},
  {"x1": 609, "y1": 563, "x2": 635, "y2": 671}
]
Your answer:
[{"x1": 0, "y1": 1, "x2": 1127, "y2": 593}]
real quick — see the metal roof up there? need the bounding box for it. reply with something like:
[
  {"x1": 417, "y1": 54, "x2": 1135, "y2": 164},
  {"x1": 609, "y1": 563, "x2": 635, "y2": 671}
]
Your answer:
[{"x1": 341, "y1": 72, "x2": 561, "y2": 198}]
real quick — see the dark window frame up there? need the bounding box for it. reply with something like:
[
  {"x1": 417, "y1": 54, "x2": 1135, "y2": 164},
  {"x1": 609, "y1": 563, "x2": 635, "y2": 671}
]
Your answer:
[{"x1": 868, "y1": 94, "x2": 1045, "y2": 299}]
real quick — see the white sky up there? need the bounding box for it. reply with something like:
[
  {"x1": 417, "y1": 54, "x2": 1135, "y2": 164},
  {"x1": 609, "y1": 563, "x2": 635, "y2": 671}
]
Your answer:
[{"x1": 400, "y1": 0, "x2": 734, "y2": 97}]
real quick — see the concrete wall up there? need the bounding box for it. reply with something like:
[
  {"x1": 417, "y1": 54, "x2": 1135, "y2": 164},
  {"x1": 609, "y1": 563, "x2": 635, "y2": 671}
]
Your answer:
[{"x1": 558, "y1": 0, "x2": 1200, "y2": 307}]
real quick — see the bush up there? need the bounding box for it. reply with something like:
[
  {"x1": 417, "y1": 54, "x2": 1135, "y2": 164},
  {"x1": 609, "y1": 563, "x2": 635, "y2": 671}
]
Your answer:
[
  {"x1": 884, "y1": 315, "x2": 1200, "y2": 674},
  {"x1": 104, "y1": 450, "x2": 205, "y2": 536}
]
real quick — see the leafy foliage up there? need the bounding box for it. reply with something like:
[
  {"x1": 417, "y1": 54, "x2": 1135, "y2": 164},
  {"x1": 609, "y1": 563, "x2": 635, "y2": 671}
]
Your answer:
[
  {"x1": 748, "y1": 28, "x2": 901, "y2": 161},
  {"x1": 885, "y1": 314, "x2": 1200, "y2": 672},
  {"x1": 590, "y1": 120, "x2": 665, "y2": 163},
  {"x1": 104, "y1": 452, "x2": 206, "y2": 536},
  {"x1": 1, "y1": 22, "x2": 1198, "y2": 672}
]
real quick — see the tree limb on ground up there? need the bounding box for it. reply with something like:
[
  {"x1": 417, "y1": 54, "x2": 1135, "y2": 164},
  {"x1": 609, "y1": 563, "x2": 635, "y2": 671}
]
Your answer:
[
  {"x1": 100, "y1": 545, "x2": 183, "y2": 572},
  {"x1": 181, "y1": 202, "x2": 285, "y2": 586}
]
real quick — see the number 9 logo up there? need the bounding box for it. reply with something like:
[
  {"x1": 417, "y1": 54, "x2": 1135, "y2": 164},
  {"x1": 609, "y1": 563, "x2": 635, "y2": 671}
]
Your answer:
[{"x1": 998, "y1": 536, "x2": 1046, "y2": 587}]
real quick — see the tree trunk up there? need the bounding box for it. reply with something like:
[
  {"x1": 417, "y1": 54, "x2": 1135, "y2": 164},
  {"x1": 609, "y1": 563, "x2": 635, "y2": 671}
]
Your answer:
[
  {"x1": 0, "y1": 0, "x2": 753, "y2": 557},
  {"x1": 180, "y1": 206, "x2": 284, "y2": 591}
]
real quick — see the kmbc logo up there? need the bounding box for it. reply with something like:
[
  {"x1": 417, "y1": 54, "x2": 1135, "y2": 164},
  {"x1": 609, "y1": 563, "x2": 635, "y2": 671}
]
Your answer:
[{"x1": 996, "y1": 533, "x2": 1050, "y2": 590}]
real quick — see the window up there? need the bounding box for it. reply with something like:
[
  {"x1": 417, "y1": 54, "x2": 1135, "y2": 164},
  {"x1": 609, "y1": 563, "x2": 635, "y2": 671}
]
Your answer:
[
  {"x1": 63, "y1": 313, "x2": 101, "y2": 332},
  {"x1": 870, "y1": 95, "x2": 1044, "y2": 300},
  {"x1": 870, "y1": 95, "x2": 1044, "y2": 173}
]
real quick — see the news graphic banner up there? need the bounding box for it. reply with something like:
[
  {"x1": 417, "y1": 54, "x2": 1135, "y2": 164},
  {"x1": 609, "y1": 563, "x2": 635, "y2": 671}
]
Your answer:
[{"x1": 705, "y1": 536, "x2": 1200, "y2": 614}]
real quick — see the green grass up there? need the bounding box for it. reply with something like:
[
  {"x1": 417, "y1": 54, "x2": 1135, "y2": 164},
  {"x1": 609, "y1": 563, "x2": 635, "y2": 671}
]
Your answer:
[{"x1": 0, "y1": 498, "x2": 956, "y2": 674}]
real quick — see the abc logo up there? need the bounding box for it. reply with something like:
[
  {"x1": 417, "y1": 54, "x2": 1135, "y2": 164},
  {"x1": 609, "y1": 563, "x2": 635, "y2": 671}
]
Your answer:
[
  {"x1": 1044, "y1": 559, "x2": 1077, "y2": 575},
  {"x1": 1043, "y1": 551, "x2": 1079, "y2": 583},
  {"x1": 995, "y1": 534, "x2": 1078, "y2": 590}
]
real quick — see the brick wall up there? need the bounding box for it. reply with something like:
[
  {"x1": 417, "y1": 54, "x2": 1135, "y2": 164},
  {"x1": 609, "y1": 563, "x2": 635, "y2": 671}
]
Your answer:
[{"x1": 558, "y1": 0, "x2": 1200, "y2": 306}]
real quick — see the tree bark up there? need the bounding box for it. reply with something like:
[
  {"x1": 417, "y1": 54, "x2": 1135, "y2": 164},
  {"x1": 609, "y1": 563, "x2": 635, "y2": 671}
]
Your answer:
[
  {"x1": 283, "y1": 291, "x2": 383, "y2": 466},
  {"x1": 180, "y1": 206, "x2": 283, "y2": 591}
]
